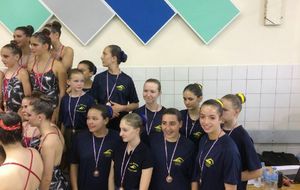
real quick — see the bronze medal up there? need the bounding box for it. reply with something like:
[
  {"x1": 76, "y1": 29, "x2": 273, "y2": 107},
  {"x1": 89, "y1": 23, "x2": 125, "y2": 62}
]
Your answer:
[
  {"x1": 93, "y1": 169, "x2": 99, "y2": 177},
  {"x1": 166, "y1": 175, "x2": 173, "y2": 183}
]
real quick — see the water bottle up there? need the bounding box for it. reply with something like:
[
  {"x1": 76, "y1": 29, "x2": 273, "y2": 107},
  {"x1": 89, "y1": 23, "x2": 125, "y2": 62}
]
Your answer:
[{"x1": 270, "y1": 168, "x2": 278, "y2": 190}]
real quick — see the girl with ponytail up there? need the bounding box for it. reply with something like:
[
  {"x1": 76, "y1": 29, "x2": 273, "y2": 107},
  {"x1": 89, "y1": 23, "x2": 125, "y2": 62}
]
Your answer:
[{"x1": 221, "y1": 93, "x2": 262, "y2": 190}]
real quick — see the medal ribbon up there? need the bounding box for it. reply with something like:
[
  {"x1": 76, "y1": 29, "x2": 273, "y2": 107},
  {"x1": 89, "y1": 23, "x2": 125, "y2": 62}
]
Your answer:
[
  {"x1": 164, "y1": 135, "x2": 180, "y2": 177},
  {"x1": 106, "y1": 71, "x2": 120, "y2": 103},
  {"x1": 92, "y1": 135, "x2": 106, "y2": 170}
]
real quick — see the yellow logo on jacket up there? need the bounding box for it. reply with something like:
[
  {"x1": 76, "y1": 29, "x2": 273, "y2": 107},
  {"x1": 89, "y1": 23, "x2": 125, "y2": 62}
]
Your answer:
[
  {"x1": 205, "y1": 158, "x2": 214, "y2": 167},
  {"x1": 154, "y1": 125, "x2": 162, "y2": 132},
  {"x1": 116, "y1": 85, "x2": 125, "y2": 91},
  {"x1": 173, "y1": 157, "x2": 184, "y2": 166},
  {"x1": 128, "y1": 162, "x2": 139, "y2": 172},
  {"x1": 77, "y1": 104, "x2": 87, "y2": 112},
  {"x1": 103, "y1": 149, "x2": 113, "y2": 157},
  {"x1": 193, "y1": 131, "x2": 202, "y2": 139}
]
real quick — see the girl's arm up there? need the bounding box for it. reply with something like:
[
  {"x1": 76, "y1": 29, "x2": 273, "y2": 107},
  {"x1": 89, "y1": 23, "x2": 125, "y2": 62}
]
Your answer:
[
  {"x1": 224, "y1": 183, "x2": 237, "y2": 190},
  {"x1": 70, "y1": 164, "x2": 79, "y2": 190},
  {"x1": 191, "y1": 182, "x2": 199, "y2": 190},
  {"x1": 52, "y1": 61, "x2": 67, "y2": 124},
  {"x1": 139, "y1": 167, "x2": 153, "y2": 190},
  {"x1": 61, "y1": 47, "x2": 74, "y2": 71},
  {"x1": 108, "y1": 161, "x2": 115, "y2": 190},
  {"x1": 18, "y1": 68, "x2": 31, "y2": 96},
  {"x1": 242, "y1": 168, "x2": 263, "y2": 181},
  {"x1": 39, "y1": 137, "x2": 57, "y2": 190}
]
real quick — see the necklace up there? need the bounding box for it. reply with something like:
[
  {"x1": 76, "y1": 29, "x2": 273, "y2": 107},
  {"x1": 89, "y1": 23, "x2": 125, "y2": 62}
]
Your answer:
[
  {"x1": 144, "y1": 105, "x2": 158, "y2": 135},
  {"x1": 68, "y1": 92, "x2": 83, "y2": 133},
  {"x1": 120, "y1": 144, "x2": 136, "y2": 188},
  {"x1": 198, "y1": 130, "x2": 222, "y2": 185},
  {"x1": 164, "y1": 135, "x2": 180, "y2": 183},
  {"x1": 106, "y1": 71, "x2": 121, "y2": 105},
  {"x1": 185, "y1": 112, "x2": 198, "y2": 138},
  {"x1": 92, "y1": 134, "x2": 106, "y2": 177}
]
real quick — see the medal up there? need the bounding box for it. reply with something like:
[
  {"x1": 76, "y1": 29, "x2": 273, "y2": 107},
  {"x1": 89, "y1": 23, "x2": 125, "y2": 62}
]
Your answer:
[
  {"x1": 198, "y1": 131, "x2": 222, "y2": 186},
  {"x1": 93, "y1": 169, "x2": 100, "y2": 177},
  {"x1": 92, "y1": 135, "x2": 106, "y2": 177},
  {"x1": 68, "y1": 93, "x2": 82, "y2": 133},
  {"x1": 120, "y1": 145, "x2": 136, "y2": 189},
  {"x1": 106, "y1": 102, "x2": 112, "y2": 106},
  {"x1": 166, "y1": 175, "x2": 173, "y2": 183},
  {"x1": 164, "y1": 136, "x2": 180, "y2": 184}
]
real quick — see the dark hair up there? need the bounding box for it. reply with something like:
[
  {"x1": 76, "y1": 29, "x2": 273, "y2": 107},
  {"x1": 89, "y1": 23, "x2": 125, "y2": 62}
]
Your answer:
[
  {"x1": 0, "y1": 112, "x2": 22, "y2": 145},
  {"x1": 162, "y1": 108, "x2": 182, "y2": 123},
  {"x1": 50, "y1": 21, "x2": 62, "y2": 36},
  {"x1": 89, "y1": 104, "x2": 113, "y2": 120},
  {"x1": 78, "y1": 60, "x2": 97, "y2": 75},
  {"x1": 200, "y1": 99, "x2": 224, "y2": 117},
  {"x1": 23, "y1": 91, "x2": 44, "y2": 102},
  {"x1": 183, "y1": 83, "x2": 203, "y2": 97},
  {"x1": 29, "y1": 95, "x2": 53, "y2": 120},
  {"x1": 222, "y1": 93, "x2": 246, "y2": 112},
  {"x1": 68, "y1": 68, "x2": 83, "y2": 79},
  {"x1": 121, "y1": 113, "x2": 143, "y2": 129},
  {"x1": 3, "y1": 40, "x2": 22, "y2": 57},
  {"x1": 15, "y1": 25, "x2": 34, "y2": 37},
  {"x1": 145, "y1": 78, "x2": 161, "y2": 92},
  {"x1": 107, "y1": 45, "x2": 127, "y2": 64},
  {"x1": 32, "y1": 31, "x2": 52, "y2": 50}
]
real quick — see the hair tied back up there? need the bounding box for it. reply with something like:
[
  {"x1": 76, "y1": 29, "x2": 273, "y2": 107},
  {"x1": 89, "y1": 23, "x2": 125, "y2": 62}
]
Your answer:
[
  {"x1": 215, "y1": 99, "x2": 224, "y2": 108},
  {"x1": 236, "y1": 93, "x2": 246, "y2": 104}
]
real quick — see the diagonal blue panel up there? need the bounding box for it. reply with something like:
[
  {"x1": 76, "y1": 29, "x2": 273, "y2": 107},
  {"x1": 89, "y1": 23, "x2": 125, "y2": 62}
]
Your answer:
[
  {"x1": 167, "y1": 0, "x2": 239, "y2": 44},
  {"x1": 41, "y1": 0, "x2": 114, "y2": 45},
  {"x1": 105, "y1": 0, "x2": 175, "y2": 45},
  {"x1": 0, "y1": 0, "x2": 52, "y2": 33}
]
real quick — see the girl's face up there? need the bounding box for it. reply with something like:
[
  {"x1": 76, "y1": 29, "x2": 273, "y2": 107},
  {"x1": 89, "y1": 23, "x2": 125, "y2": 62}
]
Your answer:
[
  {"x1": 0, "y1": 47, "x2": 19, "y2": 68},
  {"x1": 101, "y1": 47, "x2": 115, "y2": 67},
  {"x1": 26, "y1": 106, "x2": 41, "y2": 127},
  {"x1": 183, "y1": 90, "x2": 202, "y2": 110},
  {"x1": 21, "y1": 98, "x2": 30, "y2": 120},
  {"x1": 78, "y1": 63, "x2": 93, "y2": 81},
  {"x1": 143, "y1": 82, "x2": 161, "y2": 105},
  {"x1": 119, "y1": 120, "x2": 140, "y2": 143},
  {"x1": 87, "y1": 109, "x2": 108, "y2": 134},
  {"x1": 13, "y1": 30, "x2": 29, "y2": 48},
  {"x1": 199, "y1": 105, "x2": 222, "y2": 134},
  {"x1": 30, "y1": 37, "x2": 48, "y2": 56},
  {"x1": 221, "y1": 98, "x2": 239, "y2": 124},
  {"x1": 67, "y1": 73, "x2": 85, "y2": 92},
  {"x1": 161, "y1": 114, "x2": 181, "y2": 141}
]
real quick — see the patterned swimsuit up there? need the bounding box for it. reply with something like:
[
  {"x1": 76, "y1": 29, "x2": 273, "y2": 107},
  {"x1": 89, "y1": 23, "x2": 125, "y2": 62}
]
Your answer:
[
  {"x1": 2, "y1": 67, "x2": 24, "y2": 112},
  {"x1": 29, "y1": 58, "x2": 59, "y2": 108}
]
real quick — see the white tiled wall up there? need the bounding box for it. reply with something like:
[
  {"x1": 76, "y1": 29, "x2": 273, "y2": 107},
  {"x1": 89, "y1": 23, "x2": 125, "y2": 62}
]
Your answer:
[{"x1": 124, "y1": 64, "x2": 300, "y2": 154}]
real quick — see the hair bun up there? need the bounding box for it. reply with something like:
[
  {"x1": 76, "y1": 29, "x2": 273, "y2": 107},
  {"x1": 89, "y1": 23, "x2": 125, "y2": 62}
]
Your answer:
[
  {"x1": 120, "y1": 51, "x2": 127, "y2": 63},
  {"x1": 26, "y1": 25, "x2": 34, "y2": 36},
  {"x1": 236, "y1": 93, "x2": 246, "y2": 104}
]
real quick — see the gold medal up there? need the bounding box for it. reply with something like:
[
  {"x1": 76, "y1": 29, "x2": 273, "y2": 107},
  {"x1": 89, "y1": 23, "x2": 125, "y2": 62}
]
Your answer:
[
  {"x1": 166, "y1": 175, "x2": 173, "y2": 183},
  {"x1": 93, "y1": 169, "x2": 99, "y2": 177}
]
